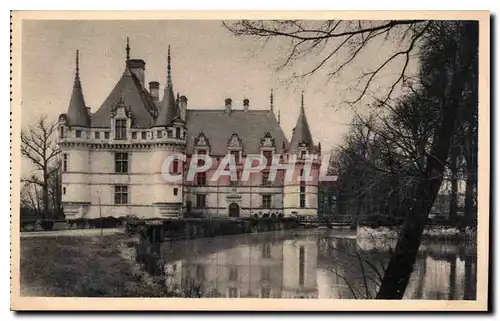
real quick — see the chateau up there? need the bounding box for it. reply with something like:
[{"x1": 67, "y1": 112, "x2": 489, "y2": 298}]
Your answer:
[{"x1": 58, "y1": 40, "x2": 321, "y2": 220}]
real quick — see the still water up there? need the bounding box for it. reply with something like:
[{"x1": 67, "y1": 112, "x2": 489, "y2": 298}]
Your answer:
[{"x1": 139, "y1": 229, "x2": 477, "y2": 299}]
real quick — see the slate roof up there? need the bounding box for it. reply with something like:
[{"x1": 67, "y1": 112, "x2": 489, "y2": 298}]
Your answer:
[
  {"x1": 66, "y1": 77, "x2": 90, "y2": 127},
  {"x1": 66, "y1": 51, "x2": 90, "y2": 127},
  {"x1": 288, "y1": 107, "x2": 315, "y2": 153},
  {"x1": 185, "y1": 110, "x2": 288, "y2": 155},
  {"x1": 90, "y1": 70, "x2": 157, "y2": 128},
  {"x1": 153, "y1": 85, "x2": 178, "y2": 127}
]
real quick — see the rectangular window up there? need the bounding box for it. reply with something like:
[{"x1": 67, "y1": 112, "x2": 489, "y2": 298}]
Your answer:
[
  {"x1": 114, "y1": 185, "x2": 128, "y2": 205},
  {"x1": 95, "y1": 132, "x2": 100, "y2": 139},
  {"x1": 104, "y1": 132, "x2": 110, "y2": 139},
  {"x1": 196, "y1": 172, "x2": 206, "y2": 186},
  {"x1": 157, "y1": 130, "x2": 162, "y2": 138},
  {"x1": 59, "y1": 127, "x2": 64, "y2": 139},
  {"x1": 115, "y1": 152, "x2": 129, "y2": 173},
  {"x1": 75, "y1": 130, "x2": 82, "y2": 138},
  {"x1": 262, "y1": 171, "x2": 270, "y2": 186},
  {"x1": 131, "y1": 132, "x2": 137, "y2": 139},
  {"x1": 172, "y1": 160, "x2": 179, "y2": 174},
  {"x1": 115, "y1": 119, "x2": 127, "y2": 140},
  {"x1": 300, "y1": 169, "x2": 306, "y2": 208},
  {"x1": 230, "y1": 150, "x2": 240, "y2": 164},
  {"x1": 175, "y1": 127, "x2": 181, "y2": 138},
  {"x1": 229, "y1": 267, "x2": 238, "y2": 282},
  {"x1": 299, "y1": 246, "x2": 305, "y2": 286},
  {"x1": 300, "y1": 150, "x2": 306, "y2": 159},
  {"x1": 63, "y1": 154, "x2": 68, "y2": 172},
  {"x1": 173, "y1": 188, "x2": 178, "y2": 196},
  {"x1": 62, "y1": 187, "x2": 66, "y2": 195},
  {"x1": 141, "y1": 132, "x2": 147, "y2": 139},
  {"x1": 167, "y1": 130, "x2": 173, "y2": 138},
  {"x1": 262, "y1": 150, "x2": 273, "y2": 165},
  {"x1": 262, "y1": 194, "x2": 272, "y2": 209},
  {"x1": 300, "y1": 194, "x2": 306, "y2": 208},
  {"x1": 196, "y1": 194, "x2": 206, "y2": 208}
]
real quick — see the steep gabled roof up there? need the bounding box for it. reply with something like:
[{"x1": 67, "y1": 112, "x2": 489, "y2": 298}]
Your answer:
[
  {"x1": 185, "y1": 109, "x2": 288, "y2": 155},
  {"x1": 91, "y1": 69, "x2": 157, "y2": 128},
  {"x1": 288, "y1": 93, "x2": 315, "y2": 152},
  {"x1": 66, "y1": 50, "x2": 90, "y2": 127}
]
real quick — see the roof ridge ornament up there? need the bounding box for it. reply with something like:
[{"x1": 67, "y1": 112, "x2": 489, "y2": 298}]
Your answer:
[
  {"x1": 75, "y1": 49, "x2": 80, "y2": 86},
  {"x1": 301, "y1": 90, "x2": 305, "y2": 113},
  {"x1": 126, "y1": 37, "x2": 130, "y2": 64},
  {"x1": 270, "y1": 88, "x2": 274, "y2": 112},
  {"x1": 167, "y1": 45, "x2": 172, "y2": 88}
]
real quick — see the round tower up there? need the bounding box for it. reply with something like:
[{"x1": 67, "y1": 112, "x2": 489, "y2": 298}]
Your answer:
[
  {"x1": 283, "y1": 92, "x2": 321, "y2": 218},
  {"x1": 151, "y1": 45, "x2": 186, "y2": 218},
  {"x1": 59, "y1": 50, "x2": 91, "y2": 219}
]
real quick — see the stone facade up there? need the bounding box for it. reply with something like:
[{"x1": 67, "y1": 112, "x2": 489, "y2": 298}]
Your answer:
[{"x1": 58, "y1": 44, "x2": 321, "y2": 220}]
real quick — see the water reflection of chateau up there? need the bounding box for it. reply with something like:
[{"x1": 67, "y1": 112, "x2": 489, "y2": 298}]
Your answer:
[{"x1": 159, "y1": 231, "x2": 476, "y2": 299}]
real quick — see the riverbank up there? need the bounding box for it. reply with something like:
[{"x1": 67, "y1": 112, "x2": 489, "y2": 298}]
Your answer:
[{"x1": 20, "y1": 234, "x2": 162, "y2": 297}]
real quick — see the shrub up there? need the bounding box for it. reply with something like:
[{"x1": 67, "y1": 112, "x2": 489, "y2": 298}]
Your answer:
[{"x1": 40, "y1": 220, "x2": 54, "y2": 231}]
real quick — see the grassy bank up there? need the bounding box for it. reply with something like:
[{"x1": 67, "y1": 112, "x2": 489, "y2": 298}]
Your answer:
[{"x1": 20, "y1": 234, "x2": 161, "y2": 297}]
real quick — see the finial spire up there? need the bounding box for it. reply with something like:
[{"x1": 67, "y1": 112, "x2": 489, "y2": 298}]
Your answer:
[
  {"x1": 167, "y1": 45, "x2": 172, "y2": 88},
  {"x1": 301, "y1": 90, "x2": 304, "y2": 112},
  {"x1": 126, "y1": 37, "x2": 130, "y2": 63},
  {"x1": 270, "y1": 89, "x2": 274, "y2": 111},
  {"x1": 74, "y1": 50, "x2": 80, "y2": 86}
]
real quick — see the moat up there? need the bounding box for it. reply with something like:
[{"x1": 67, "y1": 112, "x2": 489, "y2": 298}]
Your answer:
[{"x1": 137, "y1": 229, "x2": 477, "y2": 299}]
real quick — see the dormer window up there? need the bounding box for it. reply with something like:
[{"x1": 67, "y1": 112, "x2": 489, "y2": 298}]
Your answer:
[
  {"x1": 75, "y1": 130, "x2": 82, "y2": 138},
  {"x1": 175, "y1": 127, "x2": 181, "y2": 138},
  {"x1": 157, "y1": 130, "x2": 162, "y2": 138},
  {"x1": 132, "y1": 132, "x2": 137, "y2": 139},
  {"x1": 105, "y1": 132, "x2": 110, "y2": 139},
  {"x1": 300, "y1": 150, "x2": 306, "y2": 159},
  {"x1": 95, "y1": 132, "x2": 100, "y2": 139},
  {"x1": 141, "y1": 132, "x2": 147, "y2": 140},
  {"x1": 59, "y1": 126, "x2": 64, "y2": 139},
  {"x1": 230, "y1": 150, "x2": 240, "y2": 164},
  {"x1": 115, "y1": 119, "x2": 127, "y2": 140},
  {"x1": 262, "y1": 150, "x2": 273, "y2": 165}
]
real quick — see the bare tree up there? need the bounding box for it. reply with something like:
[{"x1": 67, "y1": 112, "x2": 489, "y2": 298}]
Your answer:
[
  {"x1": 223, "y1": 20, "x2": 430, "y2": 104},
  {"x1": 21, "y1": 116, "x2": 61, "y2": 219}
]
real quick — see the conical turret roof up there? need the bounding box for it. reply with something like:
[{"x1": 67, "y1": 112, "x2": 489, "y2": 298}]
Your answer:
[
  {"x1": 154, "y1": 45, "x2": 179, "y2": 127},
  {"x1": 66, "y1": 50, "x2": 90, "y2": 127},
  {"x1": 288, "y1": 92, "x2": 314, "y2": 152}
]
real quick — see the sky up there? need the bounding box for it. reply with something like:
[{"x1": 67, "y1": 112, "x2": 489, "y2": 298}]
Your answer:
[{"x1": 20, "y1": 19, "x2": 415, "y2": 172}]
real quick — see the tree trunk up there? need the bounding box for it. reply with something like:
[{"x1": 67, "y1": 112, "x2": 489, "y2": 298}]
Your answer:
[
  {"x1": 449, "y1": 145, "x2": 458, "y2": 220},
  {"x1": 376, "y1": 21, "x2": 477, "y2": 299},
  {"x1": 42, "y1": 171, "x2": 50, "y2": 220},
  {"x1": 464, "y1": 128, "x2": 477, "y2": 227}
]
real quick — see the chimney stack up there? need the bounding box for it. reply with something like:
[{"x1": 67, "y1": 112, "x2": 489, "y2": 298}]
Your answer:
[
  {"x1": 149, "y1": 81, "x2": 159, "y2": 102},
  {"x1": 179, "y1": 95, "x2": 188, "y2": 121},
  {"x1": 243, "y1": 98, "x2": 249, "y2": 112},
  {"x1": 225, "y1": 98, "x2": 232, "y2": 113},
  {"x1": 128, "y1": 59, "x2": 146, "y2": 87}
]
